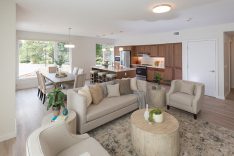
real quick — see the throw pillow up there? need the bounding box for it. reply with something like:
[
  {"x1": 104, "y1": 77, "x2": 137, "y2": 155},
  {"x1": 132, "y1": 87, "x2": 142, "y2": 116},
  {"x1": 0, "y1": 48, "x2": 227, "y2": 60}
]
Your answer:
[
  {"x1": 130, "y1": 77, "x2": 138, "y2": 91},
  {"x1": 78, "y1": 86, "x2": 92, "y2": 107},
  {"x1": 118, "y1": 79, "x2": 133, "y2": 95},
  {"x1": 107, "y1": 84, "x2": 120, "y2": 97},
  {"x1": 100, "y1": 81, "x2": 115, "y2": 97},
  {"x1": 89, "y1": 84, "x2": 104, "y2": 104},
  {"x1": 180, "y1": 82, "x2": 195, "y2": 95}
]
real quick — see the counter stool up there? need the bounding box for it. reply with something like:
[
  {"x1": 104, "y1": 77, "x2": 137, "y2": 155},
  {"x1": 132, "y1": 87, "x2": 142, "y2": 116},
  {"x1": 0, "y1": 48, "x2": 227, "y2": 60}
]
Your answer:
[
  {"x1": 98, "y1": 72, "x2": 107, "y2": 83},
  {"x1": 106, "y1": 73, "x2": 117, "y2": 81},
  {"x1": 90, "y1": 70, "x2": 98, "y2": 84}
]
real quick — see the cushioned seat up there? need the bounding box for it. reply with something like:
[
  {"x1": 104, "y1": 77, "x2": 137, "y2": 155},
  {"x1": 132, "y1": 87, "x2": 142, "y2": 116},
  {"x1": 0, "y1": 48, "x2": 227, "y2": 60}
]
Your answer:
[
  {"x1": 58, "y1": 137, "x2": 108, "y2": 156},
  {"x1": 87, "y1": 94, "x2": 137, "y2": 122},
  {"x1": 170, "y1": 92, "x2": 194, "y2": 107}
]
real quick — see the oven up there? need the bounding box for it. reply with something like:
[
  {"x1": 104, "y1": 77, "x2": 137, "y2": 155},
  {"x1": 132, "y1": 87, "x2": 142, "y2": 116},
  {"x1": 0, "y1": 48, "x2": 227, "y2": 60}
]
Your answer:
[{"x1": 136, "y1": 66, "x2": 147, "y2": 80}]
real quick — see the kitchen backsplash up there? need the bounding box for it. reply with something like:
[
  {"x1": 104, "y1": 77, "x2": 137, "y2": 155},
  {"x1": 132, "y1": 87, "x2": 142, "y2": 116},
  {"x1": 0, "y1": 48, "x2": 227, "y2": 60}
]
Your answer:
[{"x1": 140, "y1": 56, "x2": 165, "y2": 68}]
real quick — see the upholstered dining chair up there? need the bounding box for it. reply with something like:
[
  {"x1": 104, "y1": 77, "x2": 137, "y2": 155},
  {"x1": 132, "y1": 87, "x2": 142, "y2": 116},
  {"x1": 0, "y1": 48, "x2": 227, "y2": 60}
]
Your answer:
[
  {"x1": 72, "y1": 67, "x2": 79, "y2": 75},
  {"x1": 36, "y1": 71, "x2": 42, "y2": 97},
  {"x1": 62, "y1": 74, "x2": 86, "y2": 90},
  {"x1": 39, "y1": 73, "x2": 55, "y2": 104},
  {"x1": 26, "y1": 122, "x2": 110, "y2": 156},
  {"x1": 78, "y1": 68, "x2": 84, "y2": 74}
]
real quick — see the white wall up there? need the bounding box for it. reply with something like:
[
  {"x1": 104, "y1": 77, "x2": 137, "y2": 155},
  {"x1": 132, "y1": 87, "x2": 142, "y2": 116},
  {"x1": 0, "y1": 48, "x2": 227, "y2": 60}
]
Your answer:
[
  {"x1": 0, "y1": 0, "x2": 16, "y2": 142},
  {"x1": 224, "y1": 33, "x2": 231, "y2": 97},
  {"x1": 16, "y1": 31, "x2": 114, "y2": 90},
  {"x1": 116, "y1": 23, "x2": 234, "y2": 99}
]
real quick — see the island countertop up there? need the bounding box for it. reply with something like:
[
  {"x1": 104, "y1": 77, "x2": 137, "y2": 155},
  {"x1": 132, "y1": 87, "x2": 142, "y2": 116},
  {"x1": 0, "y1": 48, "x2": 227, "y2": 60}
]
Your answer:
[
  {"x1": 91, "y1": 65, "x2": 136, "y2": 79},
  {"x1": 92, "y1": 65, "x2": 136, "y2": 73}
]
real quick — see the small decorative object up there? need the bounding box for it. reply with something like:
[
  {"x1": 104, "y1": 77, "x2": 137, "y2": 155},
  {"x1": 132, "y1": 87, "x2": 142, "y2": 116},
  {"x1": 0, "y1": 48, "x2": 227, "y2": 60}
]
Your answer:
[
  {"x1": 154, "y1": 73, "x2": 162, "y2": 89},
  {"x1": 62, "y1": 108, "x2": 69, "y2": 116},
  {"x1": 149, "y1": 108, "x2": 164, "y2": 123},
  {"x1": 144, "y1": 104, "x2": 150, "y2": 121},
  {"x1": 102, "y1": 60, "x2": 109, "y2": 68},
  {"x1": 47, "y1": 88, "x2": 66, "y2": 116},
  {"x1": 55, "y1": 55, "x2": 66, "y2": 75}
]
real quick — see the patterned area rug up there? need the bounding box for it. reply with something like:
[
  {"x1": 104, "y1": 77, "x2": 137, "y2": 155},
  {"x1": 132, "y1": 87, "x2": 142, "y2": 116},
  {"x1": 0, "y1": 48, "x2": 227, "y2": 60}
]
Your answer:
[{"x1": 88, "y1": 108, "x2": 234, "y2": 156}]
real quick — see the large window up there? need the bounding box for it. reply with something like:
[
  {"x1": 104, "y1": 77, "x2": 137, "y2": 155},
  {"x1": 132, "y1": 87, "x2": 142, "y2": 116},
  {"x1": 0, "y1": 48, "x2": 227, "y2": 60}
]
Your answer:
[
  {"x1": 18, "y1": 40, "x2": 70, "y2": 79},
  {"x1": 96, "y1": 44, "x2": 114, "y2": 65}
]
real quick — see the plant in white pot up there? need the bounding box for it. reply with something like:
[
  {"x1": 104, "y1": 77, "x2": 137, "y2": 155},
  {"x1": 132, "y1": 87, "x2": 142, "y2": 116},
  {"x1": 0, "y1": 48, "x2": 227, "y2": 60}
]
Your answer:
[
  {"x1": 149, "y1": 108, "x2": 163, "y2": 123},
  {"x1": 47, "y1": 88, "x2": 66, "y2": 116}
]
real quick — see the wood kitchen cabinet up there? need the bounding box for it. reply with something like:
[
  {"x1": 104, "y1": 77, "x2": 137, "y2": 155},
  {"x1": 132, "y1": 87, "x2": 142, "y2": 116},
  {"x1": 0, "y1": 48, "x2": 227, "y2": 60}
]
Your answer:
[
  {"x1": 173, "y1": 43, "x2": 182, "y2": 68},
  {"x1": 164, "y1": 68, "x2": 173, "y2": 80},
  {"x1": 147, "y1": 67, "x2": 164, "y2": 82},
  {"x1": 158, "y1": 44, "x2": 174, "y2": 67},
  {"x1": 151, "y1": 45, "x2": 159, "y2": 57},
  {"x1": 114, "y1": 46, "x2": 120, "y2": 56}
]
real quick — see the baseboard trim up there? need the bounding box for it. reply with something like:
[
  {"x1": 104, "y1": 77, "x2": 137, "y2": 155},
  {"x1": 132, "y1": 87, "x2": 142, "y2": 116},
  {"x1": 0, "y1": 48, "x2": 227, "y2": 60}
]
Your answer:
[
  {"x1": 216, "y1": 96, "x2": 225, "y2": 100},
  {"x1": 0, "y1": 131, "x2": 16, "y2": 142}
]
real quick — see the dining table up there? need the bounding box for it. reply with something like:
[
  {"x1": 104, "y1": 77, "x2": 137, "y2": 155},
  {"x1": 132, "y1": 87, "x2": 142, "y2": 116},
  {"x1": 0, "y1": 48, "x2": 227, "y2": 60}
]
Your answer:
[{"x1": 41, "y1": 71, "x2": 75, "y2": 88}]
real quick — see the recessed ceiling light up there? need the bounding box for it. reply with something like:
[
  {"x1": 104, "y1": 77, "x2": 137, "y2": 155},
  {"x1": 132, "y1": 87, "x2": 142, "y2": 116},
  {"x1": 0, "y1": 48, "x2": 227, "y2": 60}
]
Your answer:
[{"x1": 152, "y1": 4, "x2": 172, "y2": 14}]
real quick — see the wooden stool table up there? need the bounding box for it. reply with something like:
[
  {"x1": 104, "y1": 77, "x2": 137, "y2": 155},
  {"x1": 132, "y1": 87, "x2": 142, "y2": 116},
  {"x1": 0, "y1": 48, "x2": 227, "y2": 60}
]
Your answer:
[
  {"x1": 131, "y1": 109, "x2": 179, "y2": 156},
  {"x1": 41, "y1": 110, "x2": 76, "y2": 134}
]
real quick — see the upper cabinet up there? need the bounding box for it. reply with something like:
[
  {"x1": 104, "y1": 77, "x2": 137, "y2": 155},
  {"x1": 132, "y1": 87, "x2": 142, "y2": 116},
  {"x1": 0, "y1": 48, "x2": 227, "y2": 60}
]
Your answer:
[
  {"x1": 158, "y1": 44, "x2": 174, "y2": 67},
  {"x1": 150, "y1": 45, "x2": 158, "y2": 57},
  {"x1": 173, "y1": 43, "x2": 182, "y2": 68}
]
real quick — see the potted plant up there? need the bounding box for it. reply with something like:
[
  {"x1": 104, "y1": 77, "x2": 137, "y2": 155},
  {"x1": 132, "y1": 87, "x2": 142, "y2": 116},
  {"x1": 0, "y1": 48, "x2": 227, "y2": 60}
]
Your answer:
[
  {"x1": 154, "y1": 73, "x2": 162, "y2": 85},
  {"x1": 55, "y1": 55, "x2": 65, "y2": 75},
  {"x1": 47, "y1": 88, "x2": 66, "y2": 116},
  {"x1": 149, "y1": 108, "x2": 163, "y2": 123}
]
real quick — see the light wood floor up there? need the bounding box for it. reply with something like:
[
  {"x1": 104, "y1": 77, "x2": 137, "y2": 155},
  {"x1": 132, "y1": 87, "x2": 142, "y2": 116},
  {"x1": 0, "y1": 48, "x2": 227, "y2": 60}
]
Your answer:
[{"x1": 1, "y1": 87, "x2": 234, "y2": 156}]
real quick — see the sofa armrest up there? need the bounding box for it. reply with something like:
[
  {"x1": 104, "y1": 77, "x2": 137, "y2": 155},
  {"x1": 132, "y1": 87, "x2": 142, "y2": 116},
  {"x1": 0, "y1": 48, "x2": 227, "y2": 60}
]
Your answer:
[
  {"x1": 192, "y1": 84, "x2": 205, "y2": 114},
  {"x1": 67, "y1": 89, "x2": 87, "y2": 125},
  {"x1": 40, "y1": 123, "x2": 90, "y2": 156},
  {"x1": 166, "y1": 80, "x2": 178, "y2": 105}
]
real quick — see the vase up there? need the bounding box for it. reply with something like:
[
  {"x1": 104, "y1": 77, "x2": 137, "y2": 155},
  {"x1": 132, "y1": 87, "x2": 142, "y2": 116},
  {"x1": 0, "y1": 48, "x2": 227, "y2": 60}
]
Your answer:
[
  {"x1": 153, "y1": 113, "x2": 163, "y2": 123},
  {"x1": 52, "y1": 106, "x2": 61, "y2": 116},
  {"x1": 144, "y1": 104, "x2": 149, "y2": 121}
]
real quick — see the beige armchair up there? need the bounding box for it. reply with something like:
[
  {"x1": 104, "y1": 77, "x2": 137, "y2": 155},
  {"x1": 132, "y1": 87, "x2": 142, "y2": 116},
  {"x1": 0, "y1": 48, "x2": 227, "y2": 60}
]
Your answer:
[
  {"x1": 26, "y1": 122, "x2": 109, "y2": 156},
  {"x1": 166, "y1": 80, "x2": 205, "y2": 119}
]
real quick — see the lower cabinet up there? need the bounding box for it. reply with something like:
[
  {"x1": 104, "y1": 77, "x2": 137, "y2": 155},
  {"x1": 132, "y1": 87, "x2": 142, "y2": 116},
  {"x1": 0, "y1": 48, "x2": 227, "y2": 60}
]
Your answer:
[
  {"x1": 174, "y1": 68, "x2": 182, "y2": 80},
  {"x1": 164, "y1": 68, "x2": 173, "y2": 81},
  {"x1": 147, "y1": 67, "x2": 165, "y2": 82}
]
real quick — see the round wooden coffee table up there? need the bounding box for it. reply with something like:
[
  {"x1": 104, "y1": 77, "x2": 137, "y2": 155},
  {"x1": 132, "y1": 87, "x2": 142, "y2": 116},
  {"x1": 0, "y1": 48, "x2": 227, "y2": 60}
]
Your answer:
[
  {"x1": 41, "y1": 110, "x2": 76, "y2": 134},
  {"x1": 131, "y1": 109, "x2": 179, "y2": 156}
]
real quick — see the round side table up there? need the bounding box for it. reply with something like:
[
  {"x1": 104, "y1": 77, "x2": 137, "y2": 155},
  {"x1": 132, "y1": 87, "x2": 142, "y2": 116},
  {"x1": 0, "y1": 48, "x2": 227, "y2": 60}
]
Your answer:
[
  {"x1": 131, "y1": 109, "x2": 179, "y2": 156},
  {"x1": 41, "y1": 110, "x2": 76, "y2": 134}
]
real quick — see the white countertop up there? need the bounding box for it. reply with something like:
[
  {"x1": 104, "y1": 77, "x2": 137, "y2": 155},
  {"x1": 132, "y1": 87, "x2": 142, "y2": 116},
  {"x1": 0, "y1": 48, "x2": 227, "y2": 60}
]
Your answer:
[{"x1": 92, "y1": 65, "x2": 136, "y2": 72}]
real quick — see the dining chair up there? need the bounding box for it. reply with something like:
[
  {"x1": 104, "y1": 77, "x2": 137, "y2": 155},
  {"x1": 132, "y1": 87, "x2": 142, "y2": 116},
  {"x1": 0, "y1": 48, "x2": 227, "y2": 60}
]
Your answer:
[
  {"x1": 78, "y1": 68, "x2": 84, "y2": 74},
  {"x1": 72, "y1": 67, "x2": 79, "y2": 75},
  {"x1": 39, "y1": 73, "x2": 55, "y2": 104},
  {"x1": 48, "y1": 66, "x2": 57, "y2": 73},
  {"x1": 36, "y1": 71, "x2": 42, "y2": 97},
  {"x1": 62, "y1": 73, "x2": 86, "y2": 90}
]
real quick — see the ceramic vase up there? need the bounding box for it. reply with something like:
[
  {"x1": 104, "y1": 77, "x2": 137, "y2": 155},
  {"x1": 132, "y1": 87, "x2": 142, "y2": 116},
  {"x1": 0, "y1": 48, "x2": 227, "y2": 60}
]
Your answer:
[
  {"x1": 153, "y1": 113, "x2": 163, "y2": 123},
  {"x1": 144, "y1": 104, "x2": 149, "y2": 121}
]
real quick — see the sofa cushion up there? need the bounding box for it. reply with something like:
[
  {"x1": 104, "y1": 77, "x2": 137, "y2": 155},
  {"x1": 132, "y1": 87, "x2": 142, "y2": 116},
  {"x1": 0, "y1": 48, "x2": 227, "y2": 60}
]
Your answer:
[
  {"x1": 180, "y1": 82, "x2": 195, "y2": 95},
  {"x1": 107, "y1": 84, "x2": 120, "y2": 97},
  {"x1": 170, "y1": 92, "x2": 194, "y2": 107},
  {"x1": 78, "y1": 86, "x2": 92, "y2": 107},
  {"x1": 89, "y1": 84, "x2": 104, "y2": 104},
  {"x1": 87, "y1": 94, "x2": 137, "y2": 122},
  {"x1": 58, "y1": 137, "x2": 109, "y2": 156},
  {"x1": 116, "y1": 79, "x2": 133, "y2": 95}
]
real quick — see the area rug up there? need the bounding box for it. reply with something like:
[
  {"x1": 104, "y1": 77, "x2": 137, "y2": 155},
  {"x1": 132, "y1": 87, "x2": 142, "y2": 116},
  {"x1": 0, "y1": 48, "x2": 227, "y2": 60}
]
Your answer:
[{"x1": 88, "y1": 108, "x2": 234, "y2": 156}]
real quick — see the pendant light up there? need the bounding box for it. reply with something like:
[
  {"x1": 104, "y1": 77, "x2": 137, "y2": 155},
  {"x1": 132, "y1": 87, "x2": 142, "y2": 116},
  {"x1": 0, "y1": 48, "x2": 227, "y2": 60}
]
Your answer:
[{"x1": 64, "y1": 27, "x2": 75, "y2": 48}]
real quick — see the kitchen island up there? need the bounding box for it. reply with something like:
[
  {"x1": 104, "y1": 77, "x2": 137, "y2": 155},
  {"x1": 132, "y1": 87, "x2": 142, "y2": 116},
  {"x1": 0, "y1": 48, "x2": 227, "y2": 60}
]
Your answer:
[{"x1": 92, "y1": 66, "x2": 136, "y2": 79}]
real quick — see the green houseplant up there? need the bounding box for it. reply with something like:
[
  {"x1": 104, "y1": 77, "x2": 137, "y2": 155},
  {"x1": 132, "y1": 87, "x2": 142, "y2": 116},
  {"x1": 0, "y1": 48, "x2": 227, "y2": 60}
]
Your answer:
[
  {"x1": 55, "y1": 55, "x2": 66, "y2": 68},
  {"x1": 148, "y1": 108, "x2": 163, "y2": 123},
  {"x1": 154, "y1": 73, "x2": 162, "y2": 85},
  {"x1": 47, "y1": 88, "x2": 66, "y2": 116}
]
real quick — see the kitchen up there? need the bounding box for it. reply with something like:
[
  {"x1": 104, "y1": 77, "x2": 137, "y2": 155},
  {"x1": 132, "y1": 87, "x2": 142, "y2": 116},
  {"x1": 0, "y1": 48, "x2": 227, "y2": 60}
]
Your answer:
[{"x1": 92, "y1": 42, "x2": 182, "y2": 85}]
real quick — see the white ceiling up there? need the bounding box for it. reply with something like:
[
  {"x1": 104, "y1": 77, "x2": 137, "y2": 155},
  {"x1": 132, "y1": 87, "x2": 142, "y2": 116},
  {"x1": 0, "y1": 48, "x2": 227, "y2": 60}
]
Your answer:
[{"x1": 16, "y1": 0, "x2": 234, "y2": 39}]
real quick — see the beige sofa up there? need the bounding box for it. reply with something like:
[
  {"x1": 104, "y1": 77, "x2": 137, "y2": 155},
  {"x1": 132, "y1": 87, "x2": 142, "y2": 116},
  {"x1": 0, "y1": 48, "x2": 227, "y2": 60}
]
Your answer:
[
  {"x1": 67, "y1": 79, "x2": 147, "y2": 134},
  {"x1": 26, "y1": 122, "x2": 109, "y2": 156},
  {"x1": 166, "y1": 80, "x2": 205, "y2": 119}
]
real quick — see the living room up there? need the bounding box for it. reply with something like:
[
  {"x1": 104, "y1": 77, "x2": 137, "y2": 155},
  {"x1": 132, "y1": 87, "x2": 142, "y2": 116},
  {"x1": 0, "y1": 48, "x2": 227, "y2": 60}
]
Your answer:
[{"x1": 1, "y1": 0, "x2": 234, "y2": 156}]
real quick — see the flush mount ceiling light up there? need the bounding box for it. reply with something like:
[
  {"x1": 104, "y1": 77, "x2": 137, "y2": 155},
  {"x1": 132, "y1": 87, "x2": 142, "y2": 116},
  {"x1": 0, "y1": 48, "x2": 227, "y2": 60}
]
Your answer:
[
  {"x1": 152, "y1": 4, "x2": 172, "y2": 13},
  {"x1": 64, "y1": 27, "x2": 75, "y2": 49}
]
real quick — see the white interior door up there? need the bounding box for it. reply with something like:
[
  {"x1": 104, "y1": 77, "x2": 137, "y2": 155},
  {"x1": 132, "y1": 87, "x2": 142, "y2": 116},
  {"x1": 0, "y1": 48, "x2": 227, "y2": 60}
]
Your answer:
[{"x1": 187, "y1": 40, "x2": 216, "y2": 97}]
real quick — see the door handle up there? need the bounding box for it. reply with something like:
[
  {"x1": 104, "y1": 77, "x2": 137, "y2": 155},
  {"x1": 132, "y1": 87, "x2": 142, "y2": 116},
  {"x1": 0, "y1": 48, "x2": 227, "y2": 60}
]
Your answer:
[{"x1": 210, "y1": 70, "x2": 215, "y2": 72}]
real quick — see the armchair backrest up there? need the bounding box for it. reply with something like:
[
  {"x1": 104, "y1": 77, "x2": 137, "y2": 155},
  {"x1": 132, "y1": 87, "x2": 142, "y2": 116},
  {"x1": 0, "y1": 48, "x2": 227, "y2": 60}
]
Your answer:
[
  {"x1": 171, "y1": 80, "x2": 205, "y2": 96},
  {"x1": 74, "y1": 74, "x2": 86, "y2": 88}
]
